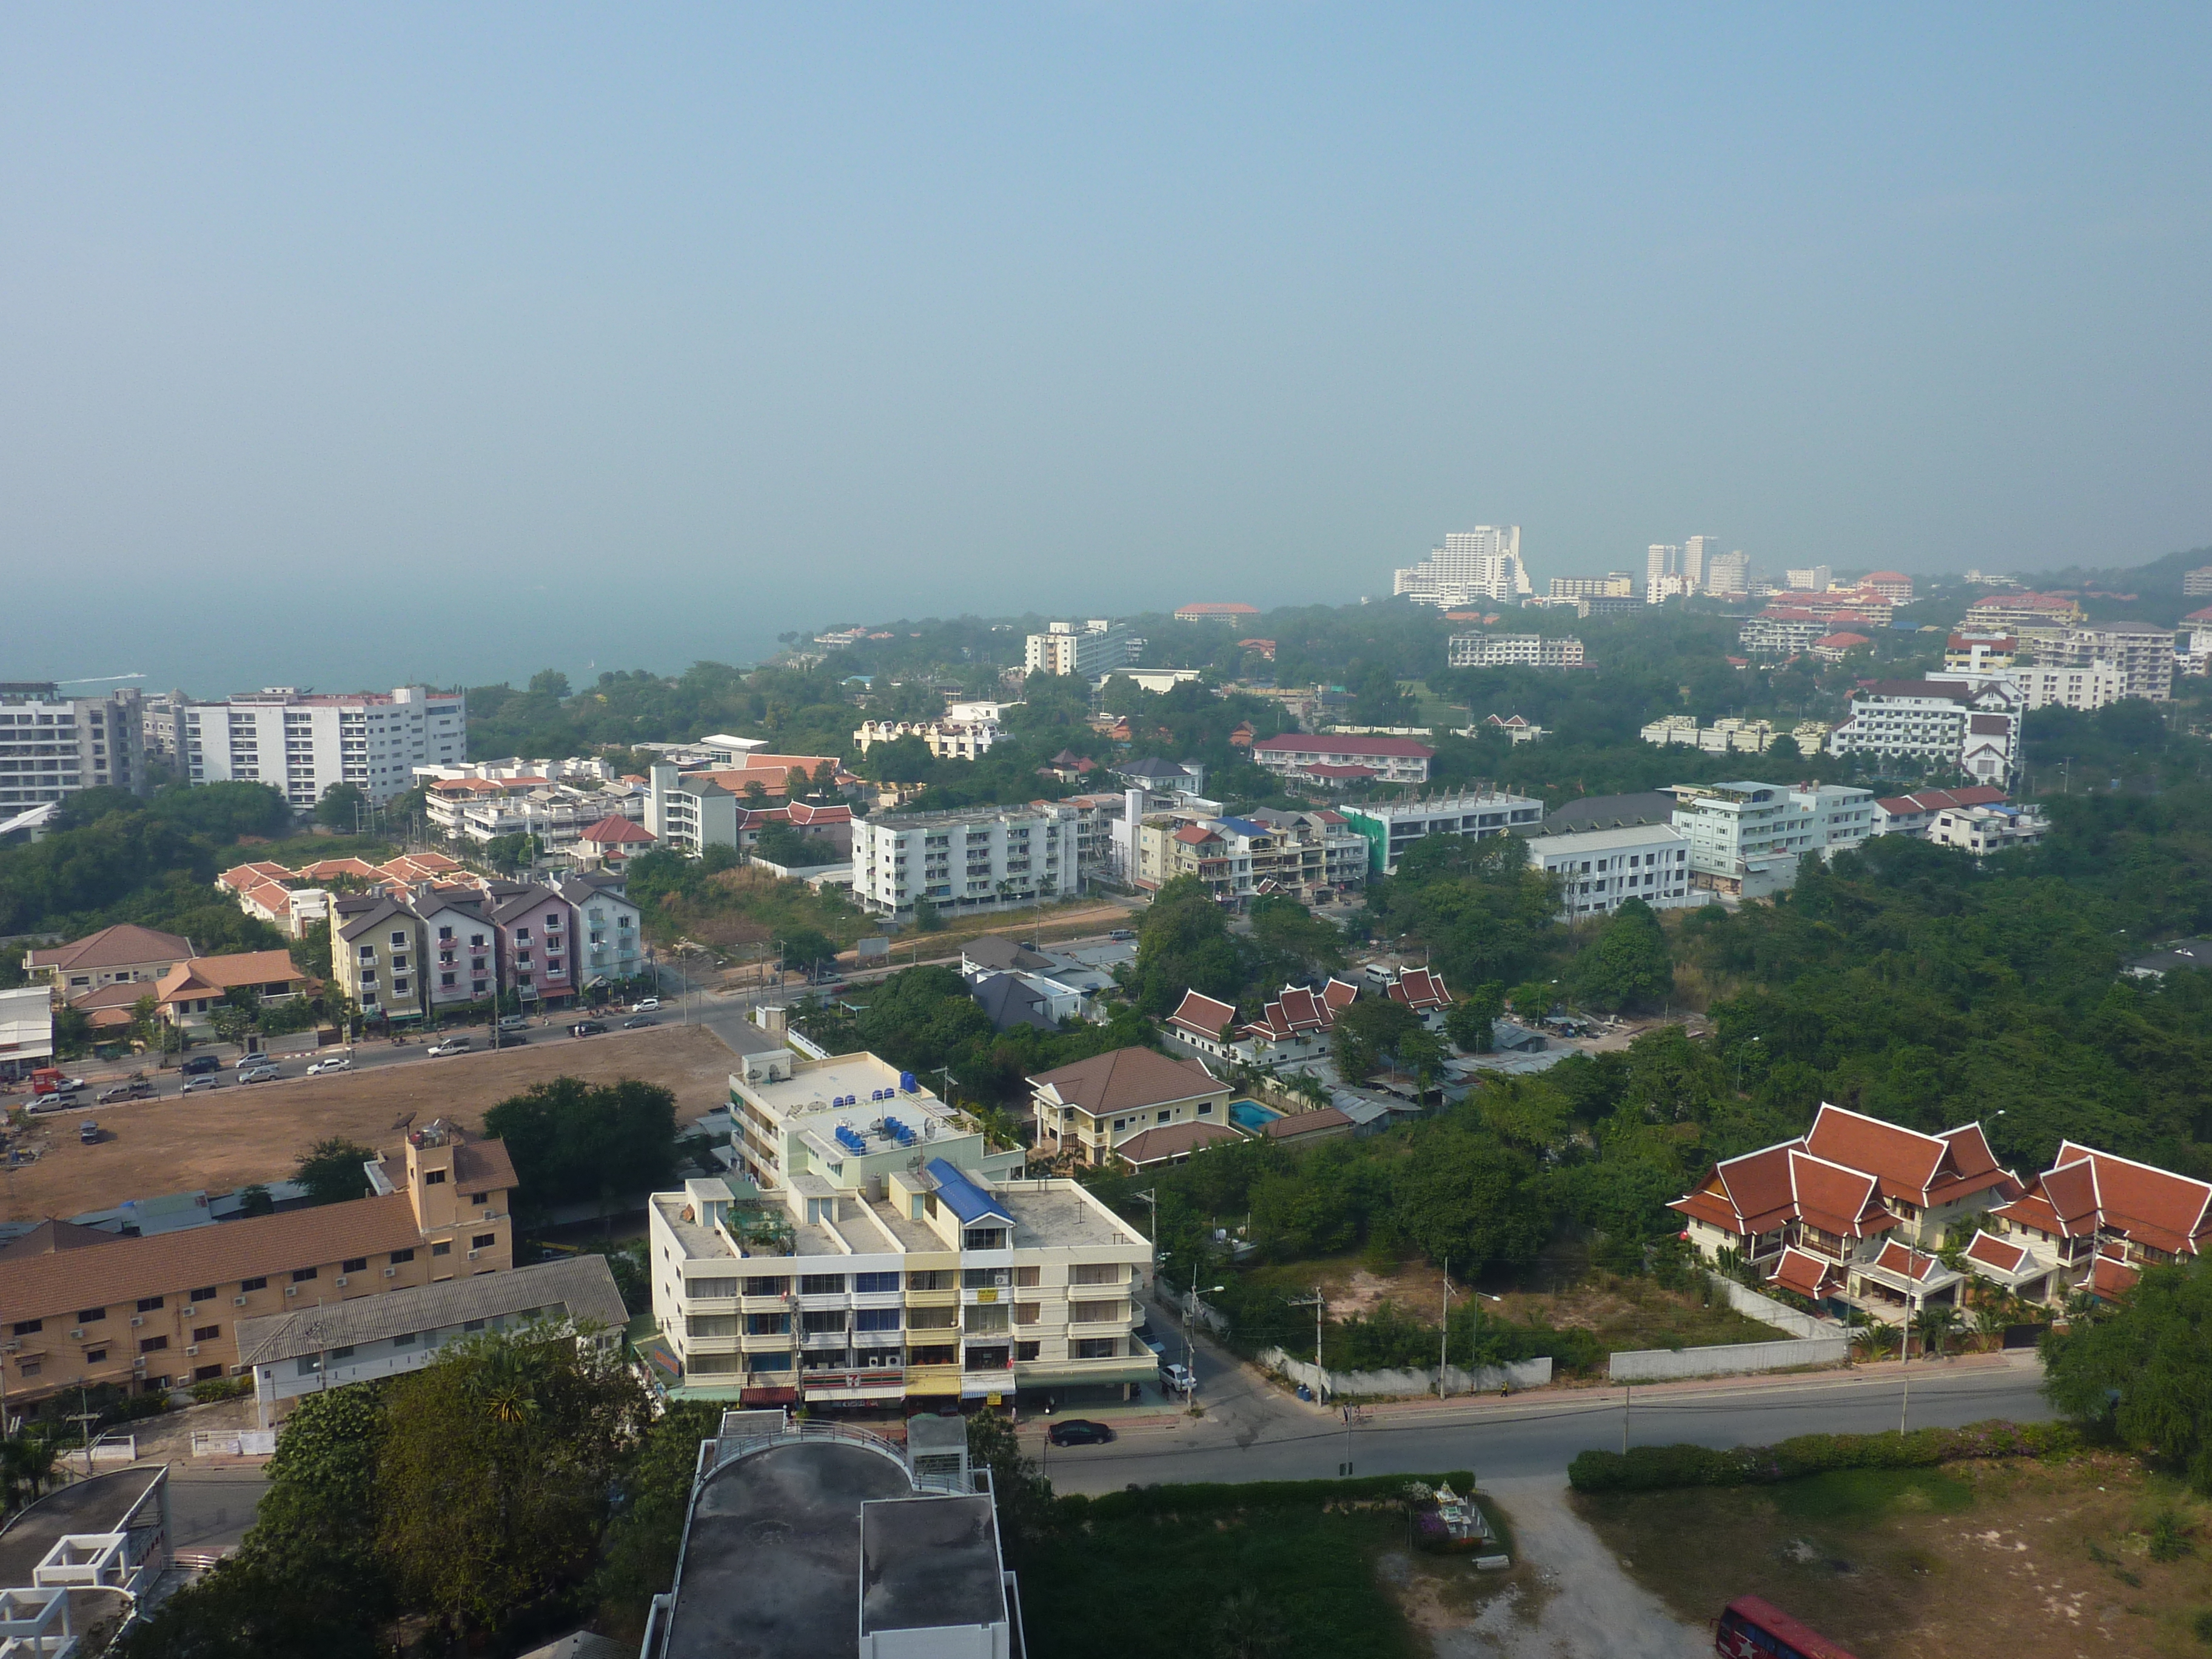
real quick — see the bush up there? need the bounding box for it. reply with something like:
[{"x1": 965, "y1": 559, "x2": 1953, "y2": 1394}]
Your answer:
[
  {"x1": 1055, "y1": 1470, "x2": 1476, "y2": 1525},
  {"x1": 189, "y1": 1377, "x2": 250, "y2": 1404},
  {"x1": 1567, "y1": 1419, "x2": 2080, "y2": 1493}
]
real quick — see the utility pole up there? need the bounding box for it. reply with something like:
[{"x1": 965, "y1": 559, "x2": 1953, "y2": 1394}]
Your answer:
[
  {"x1": 1289, "y1": 1290, "x2": 1325, "y2": 1403},
  {"x1": 1438, "y1": 1258, "x2": 1451, "y2": 1399},
  {"x1": 1622, "y1": 1382, "x2": 1632, "y2": 1454}
]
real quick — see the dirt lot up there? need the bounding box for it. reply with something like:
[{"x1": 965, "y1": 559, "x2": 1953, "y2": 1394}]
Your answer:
[
  {"x1": 0, "y1": 1025, "x2": 738, "y2": 1221},
  {"x1": 1577, "y1": 1451, "x2": 2212, "y2": 1657},
  {"x1": 1238, "y1": 1254, "x2": 1786, "y2": 1353}
]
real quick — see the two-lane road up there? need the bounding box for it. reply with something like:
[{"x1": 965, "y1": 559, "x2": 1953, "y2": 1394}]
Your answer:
[{"x1": 1036, "y1": 1353, "x2": 2053, "y2": 1495}]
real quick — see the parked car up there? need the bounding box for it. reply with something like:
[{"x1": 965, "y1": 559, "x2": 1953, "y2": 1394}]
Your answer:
[
  {"x1": 570, "y1": 1020, "x2": 608, "y2": 1037},
  {"x1": 306, "y1": 1055, "x2": 354, "y2": 1076},
  {"x1": 1047, "y1": 1419, "x2": 1116, "y2": 1447},
  {"x1": 1161, "y1": 1362, "x2": 1196, "y2": 1395},
  {"x1": 78, "y1": 1120, "x2": 101, "y2": 1145},
  {"x1": 181, "y1": 1054, "x2": 221, "y2": 1076},
  {"x1": 95, "y1": 1079, "x2": 153, "y2": 1104},
  {"x1": 237, "y1": 1064, "x2": 281, "y2": 1084},
  {"x1": 631, "y1": 997, "x2": 662, "y2": 1012},
  {"x1": 491, "y1": 1030, "x2": 529, "y2": 1044},
  {"x1": 497, "y1": 1015, "x2": 529, "y2": 1032},
  {"x1": 46, "y1": 1076, "x2": 87, "y2": 1094},
  {"x1": 1108, "y1": 928, "x2": 1136, "y2": 940},
  {"x1": 622, "y1": 1015, "x2": 657, "y2": 1029},
  {"x1": 181, "y1": 1076, "x2": 226, "y2": 1094}
]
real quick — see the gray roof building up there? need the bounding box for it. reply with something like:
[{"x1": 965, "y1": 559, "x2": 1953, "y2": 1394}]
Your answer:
[
  {"x1": 235, "y1": 1255, "x2": 626, "y2": 1369},
  {"x1": 1537, "y1": 790, "x2": 1680, "y2": 836}
]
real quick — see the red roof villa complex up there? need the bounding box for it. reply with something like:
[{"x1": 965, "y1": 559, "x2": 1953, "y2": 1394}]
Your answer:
[{"x1": 1249, "y1": 733, "x2": 1435, "y2": 786}]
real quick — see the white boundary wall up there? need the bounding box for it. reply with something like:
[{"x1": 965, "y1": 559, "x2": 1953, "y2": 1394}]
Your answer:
[
  {"x1": 1258, "y1": 1346, "x2": 1552, "y2": 1399},
  {"x1": 1704, "y1": 1273, "x2": 1837, "y2": 1339},
  {"x1": 1609, "y1": 1336, "x2": 1848, "y2": 1381}
]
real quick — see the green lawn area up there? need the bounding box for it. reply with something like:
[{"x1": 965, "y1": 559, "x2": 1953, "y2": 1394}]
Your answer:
[
  {"x1": 1232, "y1": 1255, "x2": 1789, "y2": 1364},
  {"x1": 1396, "y1": 679, "x2": 1469, "y2": 731},
  {"x1": 1022, "y1": 1479, "x2": 1473, "y2": 1659}
]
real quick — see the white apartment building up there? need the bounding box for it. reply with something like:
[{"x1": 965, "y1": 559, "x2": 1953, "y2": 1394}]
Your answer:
[
  {"x1": 1998, "y1": 662, "x2": 2126, "y2": 712},
  {"x1": 852, "y1": 719, "x2": 1002, "y2": 761},
  {"x1": 651, "y1": 1047, "x2": 1153, "y2": 1408},
  {"x1": 1335, "y1": 789, "x2": 1544, "y2": 877},
  {"x1": 1737, "y1": 610, "x2": 1830, "y2": 658},
  {"x1": 1393, "y1": 528, "x2": 1531, "y2": 607},
  {"x1": 1523, "y1": 825, "x2": 1694, "y2": 919},
  {"x1": 645, "y1": 763, "x2": 739, "y2": 856},
  {"x1": 853, "y1": 803, "x2": 1082, "y2": 920},
  {"x1": 2042, "y1": 623, "x2": 2176, "y2": 703},
  {"x1": 1670, "y1": 782, "x2": 1819, "y2": 899},
  {"x1": 1785, "y1": 566, "x2": 1833, "y2": 592},
  {"x1": 1549, "y1": 574, "x2": 1634, "y2": 599},
  {"x1": 1928, "y1": 802, "x2": 2048, "y2": 856},
  {"x1": 1705, "y1": 551, "x2": 1751, "y2": 597},
  {"x1": 1825, "y1": 679, "x2": 2021, "y2": 785},
  {"x1": 0, "y1": 684, "x2": 145, "y2": 812},
  {"x1": 1797, "y1": 783, "x2": 1878, "y2": 860},
  {"x1": 184, "y1": 686, "x2": 465, "y2": 810},
  {"x1": 1024, "y1": 622, "x2": 1134, "y2": 679},
  {"x1": 425, "y1": 779, "x2": 648, "y2": 856},
  {"x1": 1446, "y1": 633, "x2": 1584, "y2": 669}
]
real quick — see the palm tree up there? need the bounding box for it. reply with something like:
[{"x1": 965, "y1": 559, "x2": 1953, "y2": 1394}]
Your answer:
[
  {"x1": 1912, "y1": 1303, "x2": 1960, "y2": 1360},
  {"x1": 1849, "y1": 1322, "x2": 1898, "y2": 1363},
  {"x1": 1970, "y1": 1305, "x2": 2010, "y2": 1353},
  {"x1": 972, "y1": 1105, "x2": 1025, "y2": 1152}
]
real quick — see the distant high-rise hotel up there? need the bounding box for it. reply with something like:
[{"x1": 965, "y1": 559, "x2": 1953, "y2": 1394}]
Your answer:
[{"x1": 1394, "y1": 527, "x2": 1531, "y2": 607}]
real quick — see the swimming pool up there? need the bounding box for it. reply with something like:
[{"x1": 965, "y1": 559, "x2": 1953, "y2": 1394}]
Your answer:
[{"x1": 1228, "y1": 1099, "x2": 1282, "y2": 1133}]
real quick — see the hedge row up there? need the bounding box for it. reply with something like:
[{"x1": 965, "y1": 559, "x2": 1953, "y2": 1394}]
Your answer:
[
  {"x1": 1567, "y1": 1420, "x2": 2079, "y2": 1493},
  {"x1": 1059, "y1": 1470, "x2": 1477, "y2": 1522}
]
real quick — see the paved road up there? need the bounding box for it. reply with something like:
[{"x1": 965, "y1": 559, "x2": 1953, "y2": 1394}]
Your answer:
[
  {"x1": 1038, "y1": 1318, "x2": 2054, "y2": 1495},
  {"x1": 167, "y1": 1466, "x2": 270, "y2": 1553}
]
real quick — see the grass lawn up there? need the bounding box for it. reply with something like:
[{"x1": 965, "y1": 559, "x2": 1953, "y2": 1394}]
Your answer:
[
  {"x1": 1396, "y1": 679, "x2": 1470, "y2": 731},
  {"x1": 1577, "y1": 1451, "x2": 2212, "y2": 1657},
  {"x1": 1234, "y1": 1255, "x2": 1788, "y2": 1358},
  {"x1": 1021, "y1": 1493, "x2": 1431, "y2": 1659}
]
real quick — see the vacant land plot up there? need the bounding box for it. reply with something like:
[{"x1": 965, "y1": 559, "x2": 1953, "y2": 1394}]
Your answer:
[
  {"x1": 1, "y1": 1025, "x2": 738, "y2": 1220},
  {"x1": 1238, "y1": 1255, "x2": 1785, "y2": 1354},
  {"x1": 1577, "y1": 1451, "x2": 2212, "y2": 1657}
]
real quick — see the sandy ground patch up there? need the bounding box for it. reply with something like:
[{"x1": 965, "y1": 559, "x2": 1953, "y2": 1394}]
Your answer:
[
  {"x1": 1, "y1": 1024, "x2": 737, "y2": 1219},
  {"x1": 1577, "y1": 1451, "x2": 2212, "y2": 1657}
]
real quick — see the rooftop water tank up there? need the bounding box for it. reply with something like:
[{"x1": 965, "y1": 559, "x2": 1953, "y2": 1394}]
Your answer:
[{"x1": 899, "y1": 1072, "x2": 917, "y2": 1092}]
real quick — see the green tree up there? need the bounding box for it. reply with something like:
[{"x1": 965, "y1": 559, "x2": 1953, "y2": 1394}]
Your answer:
[
  {"x1": 1329, "y1": 997, "x2": 1418, "y2": 1084},
  {"x1": 315, "y1": 782, "x2": 367, "y2": 832},
  {"x1": 2044, "y1": 1258, "x2": 2212, "y2": 1489},
  {"x1": 528, "y1": 668, "x2": 572, "y2": 700},
  {"x1": 1247, "y1": 893, "x2": 1347, "y2": 982},
  {"x1": 1444, "y1": 982, "x2": 1505, "y2": 1052},
  {"x1": 1128, "y1": 875, "x2": 1242, "y2": 1014},
  {"x1": 965, "y1": 1410, "x2": 1056, "y2": 1569},
  {"x1": 483, "y1": 1078, "x2": 680, "y2": 1213},
  {"x1": 378, "y1": 1326, "x2": 650, "y2": 1640},
  {"x1": 1562, "y1": 897, "x2": 1674, "y2": 1014},
  {"x1": 591, "y1": 1401, "x2": 724, "y2": 1629},
  {"x1": 294, "y1": 1138, "x2": 376, "y2": 1206},
  {"x1": 115, "y1": 1387, "x2": 392, "y2": 1659},
  {"x1": 777, "y1": 927, "x2": 839, "y2": 978}
]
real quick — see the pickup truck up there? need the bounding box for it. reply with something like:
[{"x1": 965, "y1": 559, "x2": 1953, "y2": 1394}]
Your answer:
[
  {"x1": 425, "y1": 1038, "x2": 472, "y2": 1058},
  {"x1": 96, "y1": 1079, "x2": 153, "y2": 1104}
]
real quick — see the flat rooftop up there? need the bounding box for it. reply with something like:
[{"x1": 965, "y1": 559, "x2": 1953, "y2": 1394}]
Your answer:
[
  {"x1": 746, "y1": 1054, "x2": 958, "y2": 1134},
  {"x1": 652, "y1": 1195, "x2": 735, "y2": 1261},
  {"x1": 998, "y1": 1182, "x2": 1143, "y2": 1249},
  {"x1": 861, "y1": 1492, "x2": 1007, "y2": 1639},
  {"x1": 661, "y1": 1441, "x2": 914, "y2": 1659}
]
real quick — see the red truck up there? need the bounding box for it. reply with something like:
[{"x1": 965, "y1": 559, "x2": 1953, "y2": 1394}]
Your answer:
[{"x1": 1717, "y1": 1597, "x2": 1858, "y2": 1659}]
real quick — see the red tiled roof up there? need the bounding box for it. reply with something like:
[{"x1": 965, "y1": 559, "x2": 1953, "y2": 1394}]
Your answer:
[
  {"x1": 1387, "y1": 968, "x2": 1452, "y2": 1013},
  {"x1": 1265, "y1": 1107, "x2": 1352, "y2": 1139},
  {"x1": 1031, "y1": 1047, "x2": 1222, "y2": 1114},
  {"x1": 580, "y1": 814, "x2": 655, "y2": 844},
  {"x1": 1869, "y1": 1241, "x2": 1948, "y2": 1283},
  {"x1": 1114, "y1": 1121, "x2": 1242, "y2": 1166},
  {"x1": 26, "y1": 925, "x2": 193, "y2": 974},
  {"x1": 1321, "y1": 977, "x2": 1360, "y2": 1010},
  {"x1": 1173, "y1": 825, "x2": 1220, "y2": 845},
  {"x1": 1814, "y1": 632, "x2": 1871, "y2": 649},
  {"x1": 1968, "y1": 714, "x2": 2012, "y2": 734},
  {"x1": 2088, "y1": 1256, "x2": 2140, "y2": 1300},
  {"x1": 1788, "y1": 1149, "x2": 1897, "y2": 1239},
  {"x1": 1165, "y1": 990, "x2": 1239, "y2": 1041},
  {"x1": 1771, "y1": 1247, "x2": 1844, "y2": 1301},
  {"x1": 1963, "y1": 1232, "x2": 2027, "y2": 1273},
  {"x1": 1715, "y1": 1142, "x2": 1803, "y2": 1235},
  {"x1": 2053, "y1": 1142, "x2": 2212, "y2": 1252}
]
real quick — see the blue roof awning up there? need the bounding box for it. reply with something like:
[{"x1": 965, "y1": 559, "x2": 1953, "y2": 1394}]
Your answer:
[{"x1": 926, "y1": 1157, "x2": 1013, "y2": 1226}]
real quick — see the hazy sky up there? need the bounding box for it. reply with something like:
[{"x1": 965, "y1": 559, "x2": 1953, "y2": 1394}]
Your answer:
[{"x1": 5, "y1": 6, "x2": 2209, "y2": 695}]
